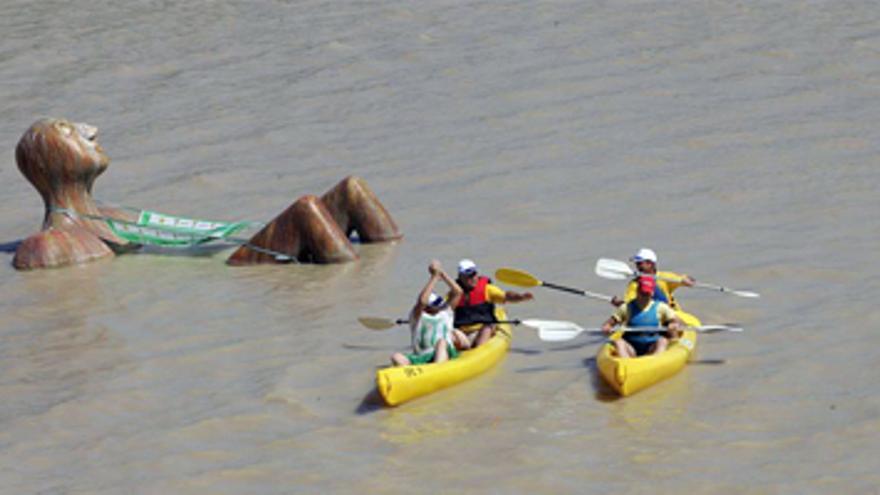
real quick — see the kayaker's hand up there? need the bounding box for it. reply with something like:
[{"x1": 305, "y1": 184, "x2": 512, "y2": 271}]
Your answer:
[
  {"x1": 611, "y1": 295, "x2": 624, "y2": 307},
  {"x1": 428, "y1": 259, "x2": 441, "y2": 275},
  {"x1": 681, "y1": 275, "x2": 695, "y2": 287},
  {"x1": 602, "y1": 323, "x2": 614, "y2": 335}
]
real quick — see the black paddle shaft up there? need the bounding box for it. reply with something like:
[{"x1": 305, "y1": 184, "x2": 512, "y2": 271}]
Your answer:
[
  {"x1": 541, "y1": 281, "x2": 587, "y2": 296},
  {"x1": 400, "y1": 319, "x2": 522, "y2": 325}
]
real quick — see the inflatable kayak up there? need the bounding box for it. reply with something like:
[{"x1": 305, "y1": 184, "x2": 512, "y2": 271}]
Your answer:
[
  {"x1": 597, "y1": 311, "x2": 700, "y2": 396},
  {"x1": 376, "y1": 309, "x2": 512, "y2": 406}
]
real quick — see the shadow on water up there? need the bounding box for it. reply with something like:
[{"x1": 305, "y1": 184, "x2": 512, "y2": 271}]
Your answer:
[
  {"x1": 0, "y1": 240, "x2": 22, "y2": 253},
  {"x1": 356, "y1": 387, "x2": 386, "y2": 415},
  {"x1": 540, "y1": 336, "x2": 607, "y2": 353},
  {"x1": 510, "y1": 347, "x2": 543, "y2": 356},
  {"x1": 692, "y1": 358, "x2": 727, "y2": 365},
  {"x1": 513, "y1": 355, "x2": 594, "y2": 372},
  {"x1": 588, "y1": 356, "x2": 623, "y2": 402}
]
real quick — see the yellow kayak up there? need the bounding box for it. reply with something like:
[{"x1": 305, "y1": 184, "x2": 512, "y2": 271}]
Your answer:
[
  {"x1": 597, "y1": 311, "x2": 700, "y2": 396},
  {"x1": 376, "y1": 309, "x2": 512, "y2": 406}
]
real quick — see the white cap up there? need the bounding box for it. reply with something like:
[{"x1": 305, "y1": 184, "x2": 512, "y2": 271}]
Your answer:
[
  {"x1": 631, "y1": 248, "x2": 657, "y2": 263},
  {"x1": 458, "y1": 259, "x2": 478, "y2": 275},
  {"x1": 427, "y1": 292, "x2": 445, "y2": 308}
]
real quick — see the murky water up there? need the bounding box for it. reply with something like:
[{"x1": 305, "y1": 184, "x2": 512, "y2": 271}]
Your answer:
[{"x1": 1, "y1": 1, "x2": 879, "y2": 492}]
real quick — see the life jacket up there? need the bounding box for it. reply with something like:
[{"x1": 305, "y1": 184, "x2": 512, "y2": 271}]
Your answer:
[
  {"x1": 624, "y1": 300, "x2": 661, "y2": 345},
  {"x1": 454, "y1": 276, "x2": 497, "y2": 326},
  {"x1": 653, "y1": 284, "x2": 670, "y2": 304}
]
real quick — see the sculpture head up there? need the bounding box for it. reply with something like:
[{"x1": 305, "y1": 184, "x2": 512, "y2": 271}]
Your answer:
[{"x1": 16, "y1": 118, "x2": 109, "y2": 198}]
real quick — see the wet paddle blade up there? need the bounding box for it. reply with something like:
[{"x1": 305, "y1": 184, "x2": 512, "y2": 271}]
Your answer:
[
  {"x1": 357, "y1": 317, "x2": 397, "y2": 330},
  {"x1": 595, "y1": 258, "x2": 634, "y2": 280}
]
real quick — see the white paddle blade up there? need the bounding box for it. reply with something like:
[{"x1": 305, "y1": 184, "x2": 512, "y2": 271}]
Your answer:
[
  {"x1": 522, "y1": 319, "x2": 584, "y2": 331},
  {"x1": 539, "y1": 327, "x2": 590, "y2": 342},
  {"x1": 522, "y1": 319, "x2": 590, "y2": 342},
  {"x1": 595, "y1": 258, "x2": 633, "y2": 280},
  {"x1": 732, "y1": 290, "x2": 760, "y2": 298}
]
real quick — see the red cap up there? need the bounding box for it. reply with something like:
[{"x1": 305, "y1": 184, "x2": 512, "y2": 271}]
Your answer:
[{"x1": 638, "y1": 275, "x2": 656, "y2": 295}]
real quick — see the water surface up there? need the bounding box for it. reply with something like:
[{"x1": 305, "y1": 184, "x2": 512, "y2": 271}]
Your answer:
[{"x1": 1, "y1": 1, "x2": 879, "y2": 493}]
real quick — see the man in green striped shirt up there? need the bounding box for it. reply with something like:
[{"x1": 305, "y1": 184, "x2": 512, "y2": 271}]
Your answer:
[{"x1": 391, "y1": 260, "x2": 467, "y2": 366}]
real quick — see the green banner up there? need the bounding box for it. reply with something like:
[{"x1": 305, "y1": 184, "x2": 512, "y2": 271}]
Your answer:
[{"x1": 106, "y1": 210, "x2": 257, "y2": 247}]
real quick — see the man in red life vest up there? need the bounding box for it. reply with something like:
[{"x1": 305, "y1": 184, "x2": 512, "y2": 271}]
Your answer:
[{"x1": 451, "y1": 259, "x2": 534, "y2": 347}]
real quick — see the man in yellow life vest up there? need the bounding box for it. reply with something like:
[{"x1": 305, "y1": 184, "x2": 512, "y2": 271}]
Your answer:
[{"x1": 610, "y1": 248, "x2": 695, "y2": 310}]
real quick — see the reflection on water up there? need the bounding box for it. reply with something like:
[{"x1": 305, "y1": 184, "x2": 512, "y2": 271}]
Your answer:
[{"x1": 376, "y1": 364, "x2": 507, "y2": 445}]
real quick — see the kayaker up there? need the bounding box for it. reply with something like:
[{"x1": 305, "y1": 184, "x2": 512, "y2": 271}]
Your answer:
[
  {"x1": 610, "y1": 248, "x2": 695, "y2": 309},
  {"x1": 390, "y1": 260, "x2": 468, "y2": 366},
  {"x1": 602, "y1": 275, "x2": 683, "y2": 357},
  {"x1": 452, "y1": 258, "x2": 533, "y2": 348}
]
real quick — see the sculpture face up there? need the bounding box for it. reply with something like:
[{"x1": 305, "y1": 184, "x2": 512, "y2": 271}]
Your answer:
[
  {"x1": 60, "y1": 120, "x2": 108, "y2": 170},
  {"x1": 16, "y1": 118, "x2": 109, "y2": 191}
]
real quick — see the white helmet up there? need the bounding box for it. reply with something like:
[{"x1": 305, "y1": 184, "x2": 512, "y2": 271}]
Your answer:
[{"x1": 630, "y1": 248, "x2": 657, "y2": 264}]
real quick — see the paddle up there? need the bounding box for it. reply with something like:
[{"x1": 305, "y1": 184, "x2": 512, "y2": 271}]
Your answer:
[
  {"x1": 357, "y1": 317, "x2": 410, "y2": 330},
  {"x1": 495, "y1": 268, "x2": 614, "y2": 302},
  {"x1": 538, "y1": 323, "x2": 744, "y2": 342},
  {"x1": 516, "y1": 358, "x2": 726, "y2": 373},
  {"x1": 357, "y1": 316, "x2": 584, "y2": 335},
  {"x1": 595, "y1": 258, "x2": 760, "y2": 298}
]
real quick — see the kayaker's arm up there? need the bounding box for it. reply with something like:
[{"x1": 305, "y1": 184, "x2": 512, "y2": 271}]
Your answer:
[
  {"x1": 659, "y1": 271, "x2": 696, "y2": 290},
  {"x1": 601, "y1": 317, "x2": 617, "y2": 335},
  {"x1": 602, "y1": 311, "x2": 624, "y2": 335},
  {"x1": 503, "y1": 290, "x2": 534, "y2": 303},
  {"x1": 602, "y1": 304, "x2": 628, "y2": 334},
  {"x1": 658, "y1": 303, "x2": 683, "y2": 339},
  {"x1": 412, "y1": 261, "x2": 444, "y2": 318},
  {"x1": 665, "y1": 319, "x2": 683, "y2": 339},
  {"x1": 438, "y1": 268, "x2": 463, "y2": 308}
]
